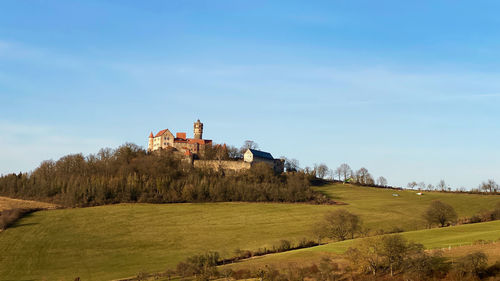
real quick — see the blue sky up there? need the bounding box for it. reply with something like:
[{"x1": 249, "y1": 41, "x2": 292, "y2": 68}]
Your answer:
[{"x1": 1, "y1": 0, "x2": 500, "y2": 189}]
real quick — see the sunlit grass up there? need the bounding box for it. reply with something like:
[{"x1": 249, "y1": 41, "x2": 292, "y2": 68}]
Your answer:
[{"x1": 0, "y1": 183, "x2": 497, "y2": 280}]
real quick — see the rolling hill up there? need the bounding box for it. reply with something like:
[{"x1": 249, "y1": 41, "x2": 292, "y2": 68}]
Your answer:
[
  {"x1": 225, "y1": 220, "x2": 500, "y2": 271},
  {"x1": 0, "y1": 183, "x2": 498, "y2": 280}
]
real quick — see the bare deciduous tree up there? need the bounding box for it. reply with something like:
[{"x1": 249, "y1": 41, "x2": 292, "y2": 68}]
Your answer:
[
  {"x1": 424, "y1": 200, "x2": 457, "y2": 227},
  {"x1": 315, "y1": 163, "x2": 329, "y2": 179},
  {"x1": 334, "y1": 167, "x2": 342, "y2": 181},
  {"x1": 227, "y1": 145, "x2": 242, "y2": 159},
  {"x1": 313, "y1": 209, "x2": 361, "y2": 241},
  {"x1": 337, "y1": 163, "x2": 352, "y2": 182},
  {"x1": 355, "y1": 167, "x2": 372, "y2": 185},
  {"x1": 327, "y1": 169, "x2": 334, "y2": 180},
  {"x1": 407, "y1": 181, "x2": 417, "y2": 189},
  {"x1": 282, "y1": 157, "x2": 299, "y2": 172},
  {"x1": 479, "y1": 179, "x2": 499, "y2": 193},
  {"x1": 377, "y1": 176, "x2": 388, "y2": 187},
  {"x1": 241, "y1": 140, "x2": 258, "y2": 150},
  {"x1": 418, "y1": 182, "x2": 426, "y2": 190},
  {"x1": 437, "y1": 180, "x2": 447, "y2": 191}
]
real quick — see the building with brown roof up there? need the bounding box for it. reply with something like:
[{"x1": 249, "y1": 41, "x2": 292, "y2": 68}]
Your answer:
[{"x1": 148, "y1": 119, "x2": 212, "y2": 157}]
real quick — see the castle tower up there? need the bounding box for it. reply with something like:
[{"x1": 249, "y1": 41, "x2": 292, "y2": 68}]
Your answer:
[
  {"x1": 194, "y1": 119, "x2": 203, "y2": 139},
  {"x1": 148, "y1": 132, "x2": 154, "y2": 151}
]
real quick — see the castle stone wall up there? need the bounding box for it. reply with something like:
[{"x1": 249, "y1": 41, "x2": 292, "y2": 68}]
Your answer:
[{"x1": 193, "y1": 160, "x2": 251, "y2": 172}]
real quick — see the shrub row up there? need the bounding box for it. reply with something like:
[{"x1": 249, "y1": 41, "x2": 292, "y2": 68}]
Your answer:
[
  {"x1": 459, "y1": 203, "x2": 500, "y2": 225},
  {"x1": 0, "y1": 208, "x2": 40, "y2": 230}
]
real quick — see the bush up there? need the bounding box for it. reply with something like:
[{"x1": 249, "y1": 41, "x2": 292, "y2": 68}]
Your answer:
[
  {"x1": 451, "y1": 251, "x2": 488, "y2": 279},
  {"x1": 313, "y1": 209, "x2": 361, "y2": 242},
  {"x1": 0, "y1": 208, "x2": 40, "y2": 230},
  {"x1": 460, "y1": 203, "x2": 500, "y2": 225},
  {"x1": 473, "y1": 239, "x2": 490, "y2": 245},
  {"x1": 297, "y1": 238, "x2": 317, "y2": 248},
  {"x1": 277, "y1": 240, "x2": 292, "y2": 252},
  {"x1": 484, "y1": 261, "x2": 500, "y2": 278},
  {"x1": 404, "y1": 251, "x2": 451, "y2": 280},
  {"x1": 346, "y1": 234, "x2": 437, "y2": 277},
  {"x1": 424, "y1": 200, "x2": 458, "y2": 227},
  {"x1": 232, "y1": 269, "x2": 251, "y2": 279},
  {"x1": 175, "y1": 252, "x2": 220, "y2": 279},
  {"x1": 492, "y1": 203, "x2": 500, "y2": 220}
]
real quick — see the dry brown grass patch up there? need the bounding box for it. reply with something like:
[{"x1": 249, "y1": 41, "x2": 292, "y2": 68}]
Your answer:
[{"x1": 0, "y1": 196, "x2": 58, "y2": 212}]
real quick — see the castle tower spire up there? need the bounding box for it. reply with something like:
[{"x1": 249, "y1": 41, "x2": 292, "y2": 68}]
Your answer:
[
  {"x1": 194, "y1": 119, "x2": 203, "y2": 139},
  {"x1": 148, "y1": 132, "x2": 154, "y2": 151}
]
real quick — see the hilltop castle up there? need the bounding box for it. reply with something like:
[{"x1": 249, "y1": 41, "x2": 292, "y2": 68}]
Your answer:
[
  {"x1": 148, "y1": 120, "x2": 284, "y2": 173},
  {"x1": 148, "y1": 119, "x2": 212, "y2": 156}
]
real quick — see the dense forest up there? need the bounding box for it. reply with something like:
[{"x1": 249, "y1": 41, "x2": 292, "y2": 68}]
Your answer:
[{"x1": 0, "y1": 143, "x2": 322, "y2": 207}]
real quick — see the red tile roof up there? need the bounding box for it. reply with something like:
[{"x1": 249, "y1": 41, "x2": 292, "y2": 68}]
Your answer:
[
  {"x1": 176, "y1": 132, "x2": 186, "y2": 139},
  {"x1": 149, "y1": 132, "x2": 154, "y2": 138},
  {"x1": 155, "y1": 129, "x2": 172, "y2": 137},
  {"x1": 188, "y1": 139, "x2": 212, "y2": 145}
]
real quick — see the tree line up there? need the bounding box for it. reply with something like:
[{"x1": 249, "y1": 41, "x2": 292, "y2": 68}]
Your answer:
[
  {"x1": 299, "y1": 162, "x2": 389, "y2": 187},
  {"x1": 0, "y1": 143, "x2": 324, "y2": 207},
  {"x1": 406, "y1": 178, "x2": 500, "y2": 194},
  {"x1": 302, "y1": 161, "x2": 499, "y2": 194}
]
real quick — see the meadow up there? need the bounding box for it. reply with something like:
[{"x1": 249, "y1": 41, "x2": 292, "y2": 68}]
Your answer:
[
  {"x1": 226, "y1": 220, "x2": 500, "y2": 271},
  {"x1": 315, "y1": 184, "x2": 500, "y2": 230},
  {"x1": 0, "y1": 184, "x2": 498, "y2": 280}
]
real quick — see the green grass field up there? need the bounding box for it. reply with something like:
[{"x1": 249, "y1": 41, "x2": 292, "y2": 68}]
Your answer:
[
  {"x1": 0, "y1": 184, "x2": 498, "y2": 280},
  {"x1": 0, "y1": 203, "x2": 333, "y2": 281},
  {"x1": 315, "y1": 184, "x2": 500, "y2": 230},
  {"x1": 227, "y1": 220, "x2": 500, "y2": 270}
]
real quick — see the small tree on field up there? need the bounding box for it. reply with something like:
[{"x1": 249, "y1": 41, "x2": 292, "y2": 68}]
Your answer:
[
  {"x1": 345, "y1": 236, "x2": 384, "y2": 275},
  {"x1": 407, "y1": 181, "x2": 417, "y2": 189},
  {"x1": 337, "y1": 163, "x2": 352, "y2": 182},
  {"x1": 355, "y1": 167, "x2": 373, "y2": 185},
  {"x1": 449, "y1": 251, "x2": 488, "y2": 279},
  {"x1": 176, "y1": 251, "x2": 220, "y2": 279},
  {"x1": 437, "y1": 180, "x2": 447, "y2": 191},
  {"x1": 418, "y1": 182, "x2": 426, "y2": 190},
  {"x1": 479, "y1": 179, "x2": 499, "y2": 193},
  {"x1": 314, "y1": 163, "x2": 329, "y2": 179},
  {"x1": 424, "y1": 200, "x2": 457, "y2": 227},
  {"x1": 377, "y1": 176, "x2": 388, "y2": 187},
  {"x1": 313, "y1": 209, "x2": 361, "y2": 241},
  {"x1": 346, "y1": 234, "x2": 427, "y2": 276}
]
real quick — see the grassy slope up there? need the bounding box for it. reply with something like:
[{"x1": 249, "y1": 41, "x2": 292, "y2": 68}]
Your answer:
[
  {"x1": 315, "y1": 184, "x2": 500, "y2": 230},
  {"x1": 0, "y1": 184, "x2": 498, "y2": 280},
  {"x1": 0, "y1": 196, "x2": 58, "y2": 211},
  {"x1": 0, "y1": 203, "x2": 332, "y2": 281},
  {"x1": 226, "y1": 220, "x2": 500, "y2": 270}
]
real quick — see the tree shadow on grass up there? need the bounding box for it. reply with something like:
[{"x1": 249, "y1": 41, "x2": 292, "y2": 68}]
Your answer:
[
  {"x1": 8, "y1": 222, "x2": 39, "y2": 229},
  {"x1": 1, "y1": 210, "x2": 41, "y2": 231}
]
